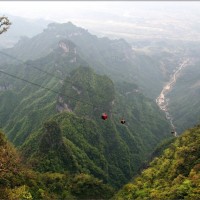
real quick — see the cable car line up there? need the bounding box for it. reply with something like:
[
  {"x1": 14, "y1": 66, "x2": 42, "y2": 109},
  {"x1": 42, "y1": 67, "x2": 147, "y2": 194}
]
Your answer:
[
  {"x1": 0, "y1": 51, "x2": 62, "y2": 80},
  {"x1": 0, "y1": 51, "x2": 106, "y2": 100},
  {"x1": 0, "y1": 70, "x2": 125, "y2": 123},
  {"x1": 0, "y1": 70, "x2": 102, "y2": 109},
  {"x1": 0, "y1": 53, "x2": 172, "y2": 127},
  {"x1": 0, "y1": 52, "x2": 126, "y2": 123},
  {"x1": 0, "y1": 67, "x2": 172, "y2": 127}
]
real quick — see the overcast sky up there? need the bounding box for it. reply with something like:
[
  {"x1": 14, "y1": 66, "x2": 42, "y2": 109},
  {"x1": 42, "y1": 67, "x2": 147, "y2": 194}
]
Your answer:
[
  {"x1": 1, "y1": 1, "x2": 199, "y2": 21},
  {"x1": 1, "y1": 1, "x2": 200, "y2": 41}
]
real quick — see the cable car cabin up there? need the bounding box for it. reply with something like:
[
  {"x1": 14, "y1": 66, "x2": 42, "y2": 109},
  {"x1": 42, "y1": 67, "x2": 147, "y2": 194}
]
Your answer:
[
  {"x1": 121, "y1": 119, "x2": 126, "y2": 124},
  {"x1": 171, "y1": 131, "x2": 175, "y2": 134},
  {"x1": 101, "y1": 113, "x2": 108, "y2": 120}
]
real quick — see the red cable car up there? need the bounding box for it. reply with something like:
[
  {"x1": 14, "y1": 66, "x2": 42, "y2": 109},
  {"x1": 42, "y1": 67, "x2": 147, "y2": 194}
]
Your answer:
[{"x1": 101, "y1": 113, "x2": 108, "y2": 120}]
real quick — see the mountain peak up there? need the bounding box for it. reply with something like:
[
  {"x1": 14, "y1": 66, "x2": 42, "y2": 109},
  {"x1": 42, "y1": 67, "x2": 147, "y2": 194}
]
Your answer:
[
  {"x1": 47, "y1": 21, "x2": 75, "y2": 28},
  {"x1": 46, "y1": 21, "x2": 85, "y2": 34}
]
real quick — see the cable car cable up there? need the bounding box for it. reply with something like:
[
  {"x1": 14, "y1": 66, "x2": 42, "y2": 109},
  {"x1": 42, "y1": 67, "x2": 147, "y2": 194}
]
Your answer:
[
  {"x1": 0, "y1": 51, "x2": 62, "y2": 80},
  {"x1": 0, "y1": 70, "x2": 126, "y2": 122},
  {"x1": 0, "y1": 51, "x2": 107, "y2": 100},
  {"x1": 0, "y1": 70, "x2": 103, "y2": 109},
  {"x1": 0, "y1": 52, "x2": 125, "y2": 121}
]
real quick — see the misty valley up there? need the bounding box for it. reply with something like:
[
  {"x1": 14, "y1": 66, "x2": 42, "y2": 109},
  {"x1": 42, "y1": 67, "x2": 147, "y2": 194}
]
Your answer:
[{"x1": 0, "y1": 3, "x2": 200, "y2": 200}]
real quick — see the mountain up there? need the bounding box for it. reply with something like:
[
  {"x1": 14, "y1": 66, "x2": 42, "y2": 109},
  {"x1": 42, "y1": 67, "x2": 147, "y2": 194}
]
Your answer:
[
  {"x1": 1, "y1": 124, "x2": 199, "y2": 199},
  {"x1": 1, "y1": 19, "x2": 199, "y2": 198},
  {"x1": 2, "y1": 22, "x2": 197, "y2": 101},
  {"x1": 0, "y1": 38, "x2": 171, "y2": 188},
  {"x1": 1, "y1": 21, "x2": 200, "y2": 132},
  {"x1": 1, "y1": 22, "x2": 139, "y2": 83},
  {"x1": 114, "y1": 124, "x2": 200, "y2": 199},
  {"x1": 0, "y1": 131, "x2": 114, "y2": 199},
  {"x1": 1, "y1": 22, "x2": 171, "y2": 99}
]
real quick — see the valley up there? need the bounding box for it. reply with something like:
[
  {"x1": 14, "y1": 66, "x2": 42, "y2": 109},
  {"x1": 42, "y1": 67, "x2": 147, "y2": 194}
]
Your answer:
[{"x1": 156, "y1": 58, "x2": 190, "y2": 135}]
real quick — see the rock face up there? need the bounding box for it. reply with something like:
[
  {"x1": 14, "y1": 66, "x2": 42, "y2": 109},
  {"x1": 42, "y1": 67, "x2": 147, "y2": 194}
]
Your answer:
[
  {"x1": 56, "y1": 96, "x2": 72, "y2": 113},
  {"x1": 58, "y1": 40, "x2": 77, "y2": 54},
  {"x1": 58, "y1": 39, "x2": 77, "y2": 62}
]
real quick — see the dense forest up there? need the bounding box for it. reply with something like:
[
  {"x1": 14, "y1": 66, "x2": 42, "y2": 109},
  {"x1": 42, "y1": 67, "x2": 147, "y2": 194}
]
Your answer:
[
  {"x1": 0, "y1": 62, "x2": 170, "y2": 188},
  {"x1": 0, "y1": 131, "x2": 114, "y2": 199},
  {"x1": 114, "y1": 125, "x2": 200, "y2": 200},
  {"x1": 1, "y1": 124, "x2": 199, "y2": 199}
]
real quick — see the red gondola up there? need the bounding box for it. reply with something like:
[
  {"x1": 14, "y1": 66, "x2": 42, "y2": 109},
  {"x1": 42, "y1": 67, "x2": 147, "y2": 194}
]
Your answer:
[{"x1": 101, "y1": 113, "x2": 108, "y2": 120}]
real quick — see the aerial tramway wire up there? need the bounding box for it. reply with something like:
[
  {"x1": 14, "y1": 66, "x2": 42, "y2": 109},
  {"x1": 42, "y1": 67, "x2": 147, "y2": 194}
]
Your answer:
[
  {"x1": 0, "y1": 51, "x2": 125, "y2": 122},
  {"x1": 0, "y1": 52, "x2": 174, "y2": 128},
  {"x1": 0, "y1": 69, "x2": 124, "y2": 122},
  {"x1": 0, "y1": 51, "x2": 62, "y2": 80},
  {"x1": 0, "y1": 51, "x2": 113, "y2": 120},
  {"x1": 0, "y1": 70, "x2": 102, "y2": 110},
  {"x1": 0, "y1": 51, "x2": 106, "y2": 100}
]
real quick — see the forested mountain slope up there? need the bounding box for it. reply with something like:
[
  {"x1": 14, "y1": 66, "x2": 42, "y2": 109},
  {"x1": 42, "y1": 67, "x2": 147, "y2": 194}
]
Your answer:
[
  {"x1": 2, "y1": 22, "x2": 200, "y2": 131},
  {"x1": 0, "y1": 40, "x2": 171, "y2": 187},
  {"x1": 0, "y1": 131, "x2": 114, "y2": 199},
  {"x1": 115, "y1": 124, "x2": 200, "y2": 199}
]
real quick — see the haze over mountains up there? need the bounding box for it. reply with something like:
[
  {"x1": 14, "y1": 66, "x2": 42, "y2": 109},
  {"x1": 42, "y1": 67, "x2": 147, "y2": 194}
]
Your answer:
[
  {"x1": 0, "y1": 1, "x2": 200, "y2": 199},
  {"x1": 2, "y1": 19, "x2": 199, "y2": 133},
  {"x1": 1, "y1": 1, "x2": 200, "y2": 49}
]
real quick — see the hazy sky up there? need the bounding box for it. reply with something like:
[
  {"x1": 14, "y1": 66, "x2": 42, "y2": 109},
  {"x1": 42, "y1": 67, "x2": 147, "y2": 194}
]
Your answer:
[
  {"x1": 1, "y1": 1, "x2": 199, "y2": 21},
  {"x1": 1, "y1": 1, "x2": 200, "y2": 41}
]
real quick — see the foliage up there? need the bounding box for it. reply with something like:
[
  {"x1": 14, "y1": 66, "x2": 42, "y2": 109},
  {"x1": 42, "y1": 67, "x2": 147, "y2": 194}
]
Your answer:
[
  {"x1": 114, "y1": 125, "x2": 200, "y2": 199},
  {"x1": 70, "y1": 173, "x2": 114, "y2": 199},
  {"x1": 0, "y1": 131, "x2": 21, "y2": 179},
  {"x1": 60, "y1": 66, "x2": 115, "y2": 119},
  {"x1": 0, "y1": 131, "x2": 115, "y2": 199},
  {"x1": 6, "y1": 185, "x2": 33, "y2": 200},
  {"x1": 39, "y1": 120, "x2": 63, "y2": 153}
]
